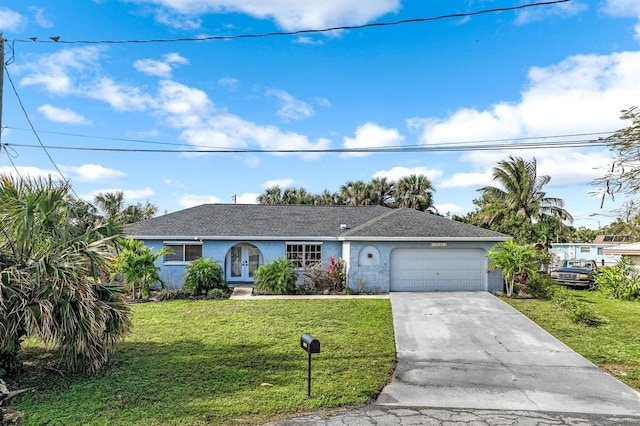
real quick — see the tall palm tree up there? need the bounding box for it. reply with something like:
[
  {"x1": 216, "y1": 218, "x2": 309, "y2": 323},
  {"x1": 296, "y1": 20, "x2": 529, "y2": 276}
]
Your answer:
[
  {"x1": 257, "y1": 186, "x2": 283, "y2": 205},
  {"x1": 393, "y1": 174, "x2": 436, "y2": 212},
  {"x1": 339, "y1": 180, "x2": 371, "y2": 206},
  {"x1": 478, "y1": 156, "x2": 573, "y2": 226},
  {"x1": 94, "y1": 191, "x2": 126, "y2": 222},
  {"x1": 369, "y1": 177, "x2": 394, "y2": 207},
  {"x1": 0, "y1": 175, "x2": 131, "y2": 375}
]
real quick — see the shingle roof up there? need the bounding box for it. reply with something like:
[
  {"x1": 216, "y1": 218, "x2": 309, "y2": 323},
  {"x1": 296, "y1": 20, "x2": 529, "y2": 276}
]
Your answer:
[{"x1": 128, "y1": 204, "x2": 508, "y2": 241}]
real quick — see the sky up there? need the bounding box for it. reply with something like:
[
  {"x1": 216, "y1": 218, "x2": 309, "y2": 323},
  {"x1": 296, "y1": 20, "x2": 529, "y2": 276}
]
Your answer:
[{"x1": 1, "y1": 0, "x2": 640, "y2": 229}]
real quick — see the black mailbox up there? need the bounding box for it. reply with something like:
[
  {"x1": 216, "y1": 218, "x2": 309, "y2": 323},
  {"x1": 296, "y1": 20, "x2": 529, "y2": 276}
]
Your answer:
[{"x1": 300, "y1": 333, "x2": 320, "y2": 354}]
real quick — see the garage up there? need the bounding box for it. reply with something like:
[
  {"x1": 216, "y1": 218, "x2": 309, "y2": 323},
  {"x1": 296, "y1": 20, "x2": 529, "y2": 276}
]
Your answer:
[{"x1": 389, "y1": 248, "x2": 486, "y2": 291}]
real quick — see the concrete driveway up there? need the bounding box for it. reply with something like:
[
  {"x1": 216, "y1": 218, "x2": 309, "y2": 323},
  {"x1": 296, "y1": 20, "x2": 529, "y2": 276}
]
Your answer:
[{"x1": 377, "y1": 292, "x2": 640, "y2": 416}]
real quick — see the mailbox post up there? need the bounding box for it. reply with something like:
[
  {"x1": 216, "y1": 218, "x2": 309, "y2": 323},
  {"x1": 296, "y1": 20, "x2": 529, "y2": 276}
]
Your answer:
[{"x1": 300, "y1": 333, "x2": 320, "y2": 397}]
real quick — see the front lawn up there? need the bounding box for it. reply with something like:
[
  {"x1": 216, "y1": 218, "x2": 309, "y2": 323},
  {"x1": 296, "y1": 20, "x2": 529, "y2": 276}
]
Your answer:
[
  {"x1": 504, "y1": 290, "x2": 640, "y2": 391},
  {"x1": 13, "y1": 299, "x2": 395, "y2": 425}
]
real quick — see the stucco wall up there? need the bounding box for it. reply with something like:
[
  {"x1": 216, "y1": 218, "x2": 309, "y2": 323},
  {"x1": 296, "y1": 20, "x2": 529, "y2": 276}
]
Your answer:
[
  {"x1": 142, "y1": 239, "x2": 343, "y2": 289},
  {"x1": 345, "y1": 240, "x2": 503, "y2": 293}
]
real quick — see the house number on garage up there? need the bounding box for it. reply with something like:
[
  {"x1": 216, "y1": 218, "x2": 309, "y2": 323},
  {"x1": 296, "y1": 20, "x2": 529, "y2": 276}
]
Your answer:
[{"x1": 431, "y1": 242, "x2": 447, "y2": 247}]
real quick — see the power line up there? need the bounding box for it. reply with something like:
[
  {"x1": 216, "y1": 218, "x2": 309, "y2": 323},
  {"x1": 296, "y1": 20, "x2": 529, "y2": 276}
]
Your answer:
[
  {"x1": 3, "y1": 126, "x2": 616, "y2": 151},
  {"x1": 9, "y1": 0, "x2": 571, "y2": 45},
  {"x1": 3, "y1": 137, "x2": 615, "y2": 154},
  {"x1": 3, "y1": 66, "x2": 81, "y2": 198}
]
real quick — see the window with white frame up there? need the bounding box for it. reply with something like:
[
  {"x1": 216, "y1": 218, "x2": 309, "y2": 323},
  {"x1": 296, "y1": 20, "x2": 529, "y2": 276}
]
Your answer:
[
  {"x1": 579, "y1": 246, "x2": 591, "y2": 254},
  {"x1": 597, "y1": 247, "x2": 604, "y2": 255},
  {"x1": 286, "y1": 243, "x2": 322, "y2": 268},
  {"x1": 164, "y1": 242, "x2": 202, "y2": 262}
]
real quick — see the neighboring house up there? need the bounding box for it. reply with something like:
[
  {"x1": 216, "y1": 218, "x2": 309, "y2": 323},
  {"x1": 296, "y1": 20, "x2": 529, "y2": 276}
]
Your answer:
[
  {"x1": 128, "y1": 204, "x2": 509, "y2": 293},
  {"x1": 550, "y1": 235, "x2": 628, "y2": 268},
  {"x1": 603, "y1": 242, "x2": 640, "y2": 268}
]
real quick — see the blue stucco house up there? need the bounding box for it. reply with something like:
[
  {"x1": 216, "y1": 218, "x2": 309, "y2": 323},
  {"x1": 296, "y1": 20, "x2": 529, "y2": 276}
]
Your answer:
[{"x1": 128, "y1": 204, "x2": 509, "y2": 293}]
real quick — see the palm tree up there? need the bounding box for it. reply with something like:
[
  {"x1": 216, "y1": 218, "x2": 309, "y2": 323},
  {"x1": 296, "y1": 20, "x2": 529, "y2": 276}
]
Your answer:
[
  {"x1": 478, "y1": 156, "x2": 573, "y2": 226},
  {"x1": 0, "y1": 175, "x2": 131, "y2": 376},
  {"x1": 339, "y1": 180, "x2": 371, "y2": 206},
  {"x1": 369, "y1": 177, "x2": 394, "y2": 207},
  {"x1": 94, "y1": 191, "x2": 126, "y2": 222},
  {"x1": 257, "y1": 186, "x2": 283, "y2": 205},
  {"x1": 112, "y1": 238, "x2": 168, "y2": 299},
  {"x1": 393, "y1": 175, "x2": 436, "y2": 212},
  {"x1": 487, "y1": 239, "x2": 539, "y2": 297}
]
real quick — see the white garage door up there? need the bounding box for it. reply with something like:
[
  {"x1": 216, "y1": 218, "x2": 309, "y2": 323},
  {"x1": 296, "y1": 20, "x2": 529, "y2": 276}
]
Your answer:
[{"x1": 390, "y1": 248, "x2": 486, "y2": 291}]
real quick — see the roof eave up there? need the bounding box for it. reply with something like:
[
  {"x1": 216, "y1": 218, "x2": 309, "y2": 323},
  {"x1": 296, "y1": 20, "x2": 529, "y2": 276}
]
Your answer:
[{"x1": 338, "y1": 236, "x2": 510, "y2": 242}]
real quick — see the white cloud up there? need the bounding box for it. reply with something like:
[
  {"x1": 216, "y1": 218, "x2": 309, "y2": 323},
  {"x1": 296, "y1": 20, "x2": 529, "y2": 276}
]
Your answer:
[
  {"x1": 63, "y1": 164, "x2": 126, "y2": 182},
  {"x1": 30, "y1": 6, "x2": 53, "y2": 28},
  {"x1": 131, "y1": 0, "x2": 400, "y2": 31},
  {"x1": 235, "y1": 193, "x2": 259, "y2": 204},
  {"x1": 373, "y1": 166, "x2": 443, "y2": 183},
  {"x1": 435, "y1": 203, "x2": 471, "y2": 216},
  {"x1": 218, "y1": 77, "x2": 239, "y2": 89},
  {"x1": 267, "y1": 89, "x2": 314, "y2": 121},
  {"x1": 0, "y1": 7, "x2": 26, "y2": 32},
  {"x1": 439, "y1": 171, "x2": 493, "y2": 189},
  {"x1": 179, "y1": 193, "x2": 222, "y2": 207},
  {"x1": 409, "y1": 103, "x2": 523, "y2": 145},
  {"x1": 19, "y1": 47, "x2": 103, "y2": 95},
  {"x1": 313, "y1": 97, "x2": 331, "y2": 108},
  {"x1": 134, "y1": 59, "x2": 173, "y2": 78},
  {"x1": 83, "y1": 77, "x2": 155, "y2": 111},
  {"x1": 0, "y1": 166, "x2": 61, "y2": 181},
  {"x1": 163, "y1": 178, "x2": 185, "y2": 187},
  {"x1": 19, "y1": 49, "x2": 331, "y2": 160},
  {"x1": 343, "y1": 122, "x2": 404, "y2": 157},
  {"x1": 602, "y1": 0, "x2": 640, "y2": 39},
  {"x1": 156, "y1": 81, "x2": 331, "y2": 159},
  {"x1": 296, "y1": 36, "x2": 323, "y2": 45},
  {"x1": 412, "y1": 51, "x2": 640, "y2": 188},
  {"x1": 84, "y1": 187, "x2": 155, "y2": 202},
  {"x1": 515, "y1": 1, "x2": 587, "y2": 25},
  {"x1": 134, "y1": 53, "x2": 189, "y2": 78},
  {"x1": 37, "y1": 104, "x2": 92, "y2": 124},
  {"x1": 263, "y1": 178, "x2": 295, "y2": 188}
]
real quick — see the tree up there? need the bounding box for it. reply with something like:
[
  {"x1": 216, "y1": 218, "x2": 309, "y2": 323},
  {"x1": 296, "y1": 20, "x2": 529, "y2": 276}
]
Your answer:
[
  {"x1": 0, "y1": 175, "x2": 131, "y2": 376},
  {"x1": 339, "y1": 180, "x2": 372, "y2": 206},
  {"x1": 486, "y1": 240, "x2": 540, "y2": 297},
  {"x1": 257, "y1": 175, "x2": 438, "y2": 212},
  {"x1": 111, "y1": 238, "x2": 168, "y2": 299},
  {"x1": 595, "y1": 106, "x2": 640, "y2": 203},
  {"x1": 369, "y1": 177, "x2": 394, "y2": 207},
  {"x1": 478, "y1": 156, "x2": 573, "y2": 225},
  {"x1": 393, "y1": 174, "x2": 436, "y2": 212},
  {"x1": 257, "y1": 186, "x2": 283, "y2": 205},
  {"x1": 94, "y1": 190, "x2": 157, "y2": 224}
]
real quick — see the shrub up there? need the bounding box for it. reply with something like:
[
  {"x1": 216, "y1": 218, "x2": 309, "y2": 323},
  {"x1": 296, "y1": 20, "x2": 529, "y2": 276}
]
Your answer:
[
  {"x1": 547, "y1": 284, "x2": 602, "y2": 327},
  {"x1": 326, "y1": 256, "x2": 346, "y2": 292},
  {"x1": 595, "y1": 256, "x2": 640, "y2": 300},
  {"x1": 207, "y1": 288, "x2": 232, "y2": 299},
  {"x1": 301, "y1": 262, "x2": 332, "y2": 292},
  {"x1": 155, "y1": 288, "x2": 188, "y2": 301},
  {"x1": 183, "y1": 258, "x2": 227, "y2": 296},
  {"x1": 253, "y1": 258, "x2": 297, "y2": 295},
  {"x1": 525, "y1": 273, "x2": 555, "y2": 298},
  {"x1": 301, "y1": 257, "x2": 347, "y2": 293}
]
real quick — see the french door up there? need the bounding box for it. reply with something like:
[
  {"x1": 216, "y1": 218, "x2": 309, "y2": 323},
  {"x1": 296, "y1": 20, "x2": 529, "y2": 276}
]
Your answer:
[{"x1": 227, "y1": 244, "x2": 262, "y2": 282}]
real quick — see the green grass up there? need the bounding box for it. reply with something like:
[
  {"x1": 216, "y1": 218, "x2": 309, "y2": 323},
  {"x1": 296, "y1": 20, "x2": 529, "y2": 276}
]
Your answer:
[
  {"x1": 14, "y1": 299, "x2": 395, "y2": 425},
  {"x1": 504, "y1": 291, "x2": 640, "y2": 391}
]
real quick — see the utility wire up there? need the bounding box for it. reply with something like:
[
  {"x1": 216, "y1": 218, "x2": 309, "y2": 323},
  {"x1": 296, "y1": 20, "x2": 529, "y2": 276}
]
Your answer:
[
  {"x1": 10, "y1": 0, "x2": 571, "y2": 44},
  {"x1": 3, "y1": 126, "x2": 616, "y2": 151},
  {"x1": 3, "y1": 66, "x2": 80, "y2": 198},
  {"x1": 4, "y1": 137, "x2": 615, "y2": 154}
]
